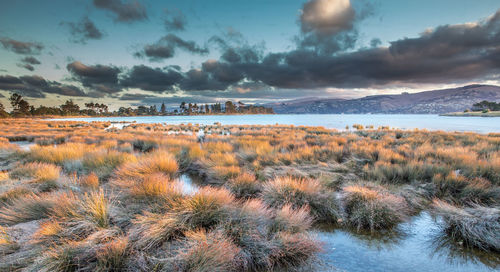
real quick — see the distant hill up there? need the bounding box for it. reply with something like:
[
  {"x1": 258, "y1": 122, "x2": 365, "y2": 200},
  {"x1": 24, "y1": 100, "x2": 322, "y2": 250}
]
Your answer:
[{"x1": 267, "y1": 85, "x2": 500, "y2": 114}]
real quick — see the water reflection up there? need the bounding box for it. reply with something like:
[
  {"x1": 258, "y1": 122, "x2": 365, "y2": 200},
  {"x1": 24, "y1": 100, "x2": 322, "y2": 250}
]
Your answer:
[
  {"x1": 178, "y1": 174, "x2": 200, "y2": 195},
  {"x1": 11, "y1": 141, "x2": 36, "y2": 151},
  {"x1": 312, "y1": 212, "x2": 499, "y2": 272}
]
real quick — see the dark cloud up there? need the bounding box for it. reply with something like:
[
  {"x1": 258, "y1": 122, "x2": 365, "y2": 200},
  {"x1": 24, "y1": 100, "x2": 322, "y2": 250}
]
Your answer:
[
  {"x1": 135, "y1": 34, "x2": 209, "y2": 61},
  {"x1": 17, "y1": 63, "x2": 35, "y2": 71},
  {"x1": 62, "y1": 17, "x2": 104, "y2": 44},
  {"x1": 17, "y1": 56, "x2": 42, "y2": 71},
  {"x1": 0, "y1": 75, "x2": 87, "y2": 98},
  {"x1": 177, "y1": 8, "x2": 500, "y2": 90},
  {"x1": 0, "y1": 38, "x2": 43, "y2": 55},
  {"x1": 93, "y1": 0, "x2": 147, "y2": 23},
  {"x1": 21, "y1": 56, "x2": 41, "y2": 65},
  {"x1": 117, "y1": 93, "x2": 157, "y2": 100},
  {"x1": 67, "y1": 61, "x2": 121, "y2": 93},
  {"x1": 163, "y1": 9, "x2": 186, "y2": 31},
  {"x1": 121, "y1": 65, "x2": 183, "y2": 92}
]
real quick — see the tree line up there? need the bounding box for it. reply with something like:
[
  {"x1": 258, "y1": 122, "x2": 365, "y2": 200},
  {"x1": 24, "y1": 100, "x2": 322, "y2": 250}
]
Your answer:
[
  {"x1": 470, "y1": 100, "x2": 500, "y2": 112},
  {"x1": 0, "y1": 93, "x2": 274, "y2": 118}
]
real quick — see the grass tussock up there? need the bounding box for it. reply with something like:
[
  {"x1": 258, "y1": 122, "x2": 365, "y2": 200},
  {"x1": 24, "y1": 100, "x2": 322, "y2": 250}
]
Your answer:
[
  {"x1": 262, "y1": 176, "x2": 338, "y2": 222},
  {"x1": 10, "y1": 162, "x2": 60, "y2": 183},
  {"x1": 227, "y1": 172, "x2": 261, "y2": 198},
  {"x1": 114, "y1": 150, "x2": 178, "y2": 180},
  {"x1": 343, "y1": 185, "x2": 409, "y2": 231},
  {"x1": 433, "y1": 200, "x2": 500, "y2": 252},
  {"x1": 178, "y1": 229, "x2": 242, "y2": 272}
]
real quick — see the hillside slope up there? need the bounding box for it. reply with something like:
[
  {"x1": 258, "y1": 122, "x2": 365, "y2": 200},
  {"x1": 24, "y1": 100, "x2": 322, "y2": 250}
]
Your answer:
[{"x1": 268, "y1": 85, "x2": 500, "y2": 114}]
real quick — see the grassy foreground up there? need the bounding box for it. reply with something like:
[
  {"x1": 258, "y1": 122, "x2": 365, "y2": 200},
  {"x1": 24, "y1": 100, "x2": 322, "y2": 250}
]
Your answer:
[{"x1": 0, "y1": 119, "x2": 499, "y2": 271}]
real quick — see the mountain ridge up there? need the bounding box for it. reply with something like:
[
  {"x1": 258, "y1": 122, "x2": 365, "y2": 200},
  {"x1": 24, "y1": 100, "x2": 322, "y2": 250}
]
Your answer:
[{"x1": 267, "y1": 85, "x2": 500, "y2": 114}]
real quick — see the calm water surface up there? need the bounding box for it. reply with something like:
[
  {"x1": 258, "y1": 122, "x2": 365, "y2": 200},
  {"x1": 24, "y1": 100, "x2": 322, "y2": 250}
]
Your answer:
[
  {"x1": 313, "y1": 212, "x2": 499, "y2": 272},
  {"x1": 54, "y1": 114, "x2": 500, "y2": 133}
]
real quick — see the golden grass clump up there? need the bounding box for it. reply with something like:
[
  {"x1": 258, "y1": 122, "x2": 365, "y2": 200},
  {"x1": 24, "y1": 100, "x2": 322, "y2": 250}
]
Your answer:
[
  {"x1": 343, "y1": 185, "x2": 409, "y2": 231},
  {"x1": 262, "y1": 176, "x2": 338, "y2": 222},
  {"x1": 78, "y1": 173, "x2": 100, "y2": 189},
  {"x1": 9, "y1": 162, "x2": 60, "y2": 184},
  {"x1": 177, "y1": 187, "x2": 235, "y2": 229},
  {"x1": 28, "y1": 143, "x2": 90, "y2": 164},
  {"x1": 114, "y1": 150, "x2": 178, "y2": 180},
  {"x1": 82, "y1": 150, "x2": 137, "y2": 178},
  {"x1": 178, "y1": 229, "x2": 242, "y2": 271},
  {"x1": 0, "y1": 171, "x2": 9, "y2": 182},
  {"x1": 227, "y1": 172, "x2": 261, "y2": 198}
]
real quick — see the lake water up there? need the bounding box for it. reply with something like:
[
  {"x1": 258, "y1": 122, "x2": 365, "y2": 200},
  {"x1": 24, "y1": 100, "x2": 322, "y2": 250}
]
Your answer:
[
  {"x1": 54, "y1": 114, "x2": 500, "y2": 133},
  {"x1": 313, "y1": 212, "x2": 499, "y2": 272}
]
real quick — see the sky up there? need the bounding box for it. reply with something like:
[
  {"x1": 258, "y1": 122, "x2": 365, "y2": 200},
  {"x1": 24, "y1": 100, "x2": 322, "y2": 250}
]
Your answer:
[{"x1": 0, "y1": 0, "x2": 499, "y2": 110}]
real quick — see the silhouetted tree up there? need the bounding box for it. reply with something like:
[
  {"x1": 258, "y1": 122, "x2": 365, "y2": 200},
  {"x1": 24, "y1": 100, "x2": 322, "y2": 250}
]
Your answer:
[
  {"x1": 60, "y1": 100, "x2": 80, "y2": 115},
  {"x1": 0, "y1": 102, "x2": 9, "y2": 118},
  {"x1": 160, "y1": 103, "x2": 166, "y2": 114},
  {"x1": 9, "y1": 93, "x2": 30, "y2": 116}
]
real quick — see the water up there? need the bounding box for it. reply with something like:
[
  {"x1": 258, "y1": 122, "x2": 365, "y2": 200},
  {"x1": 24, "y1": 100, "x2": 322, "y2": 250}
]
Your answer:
[
  {"x1": 178, "y1": 174, "x2": 200, "y2": 195},
  {"x1": 313, "y1": 212, "x2": 499, "y2": 272},
  {"x1": 11, "y1": 141, "x2": 36, "y2": 151},
  {"x1": 53, "y1": 114, "x2": 500, "y2": 133}
]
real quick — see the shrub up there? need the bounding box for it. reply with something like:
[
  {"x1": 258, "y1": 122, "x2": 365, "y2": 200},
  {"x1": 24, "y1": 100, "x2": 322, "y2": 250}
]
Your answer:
[
  {"x1": 433, "y1": 200, "x2": 500, "y2": 252},
  {"x1": 342, "y1": 185, "x2": 408, "y2": 231},
  {"x1": 262, "y1": 176, "x2": 338, "y2": 222}
]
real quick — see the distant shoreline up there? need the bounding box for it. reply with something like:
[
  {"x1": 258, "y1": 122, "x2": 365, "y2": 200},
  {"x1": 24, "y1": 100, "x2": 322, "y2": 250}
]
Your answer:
[{"x1": 440, "y1": 111, "x2": 500, "y2": 117}]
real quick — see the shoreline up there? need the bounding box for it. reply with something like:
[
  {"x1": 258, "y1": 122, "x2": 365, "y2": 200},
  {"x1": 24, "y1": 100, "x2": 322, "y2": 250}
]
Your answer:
[{"x1": 440, "y1": 111, "x2": 500, "y2": 117}]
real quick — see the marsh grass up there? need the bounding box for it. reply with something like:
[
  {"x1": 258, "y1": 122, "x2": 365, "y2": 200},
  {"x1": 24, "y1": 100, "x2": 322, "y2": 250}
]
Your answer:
[
  {"x1": 9, "y1": 162, "x2": 60, "y2": 184},
  {"x1": 114, "y1": 150, "x2": 178, "y2": 180},
  {"x1": 343, "y1": 185, "x2": 409, "y2": 231},
  {"x1": 227, "y1": 172, "x2": 262, "y2": 198},
  {"x1": 433, "y1": 200, "x2": 500, "y2": 252},
  {"x1": 1, "y1": 120, "x2": 499, "y2": 271},
  {"x1": 262, "y1": 176, "x2": 339, "y2": 222}
]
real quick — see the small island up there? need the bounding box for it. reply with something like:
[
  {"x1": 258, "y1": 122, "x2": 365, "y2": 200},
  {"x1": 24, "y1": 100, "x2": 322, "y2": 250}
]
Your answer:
[{"x1": 441, "y1": 100, "x2": 500, "y2": 117}]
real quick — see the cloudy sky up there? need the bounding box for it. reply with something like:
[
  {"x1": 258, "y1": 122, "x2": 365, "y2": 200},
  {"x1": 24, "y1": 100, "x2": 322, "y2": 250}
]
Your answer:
[{"x1": 0, "y1": 0, "x2": 499, "y2": 109}]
